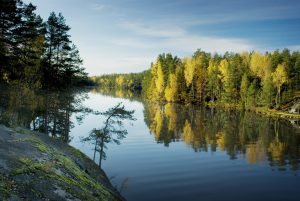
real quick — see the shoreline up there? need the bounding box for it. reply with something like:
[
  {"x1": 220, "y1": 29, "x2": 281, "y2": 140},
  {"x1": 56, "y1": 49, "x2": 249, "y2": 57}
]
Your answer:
[
  {"x1": 206, "y1": 102, "x2": 300, "y2": 120},
  {"x1": 142, "y1": 97, "x2": 300, "y2": 120}
]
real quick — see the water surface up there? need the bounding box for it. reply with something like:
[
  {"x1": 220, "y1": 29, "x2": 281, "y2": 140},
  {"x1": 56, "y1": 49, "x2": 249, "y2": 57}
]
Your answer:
[{"x1": 1, "y1": 86, "x2": 300, "y2": 201}]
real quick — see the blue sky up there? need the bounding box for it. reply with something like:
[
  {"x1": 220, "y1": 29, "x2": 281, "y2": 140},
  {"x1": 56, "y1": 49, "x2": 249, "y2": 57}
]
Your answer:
[{"x1": 24, "y1": 0, "x2": 300, "y2": 75}]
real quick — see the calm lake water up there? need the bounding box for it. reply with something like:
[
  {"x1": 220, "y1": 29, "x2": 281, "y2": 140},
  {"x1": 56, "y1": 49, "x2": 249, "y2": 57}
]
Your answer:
[{"x1": 1, "y1": 85, "x2": 300, "y2": 201}]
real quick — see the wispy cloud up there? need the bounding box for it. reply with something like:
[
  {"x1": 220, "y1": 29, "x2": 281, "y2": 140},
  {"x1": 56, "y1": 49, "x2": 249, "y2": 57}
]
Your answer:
[
  {"x1": 120, "y1": 21, "x2": 185, "y2": 38},
  {"x1": 163, "y1": 35, "x2": 255, "y2": 54},
  {"x1": 90, "y1": 3, "x2": 106, "y2": 11},
  {"x1": 118, "y1": 20, "x2": 256, "y2": 54}
]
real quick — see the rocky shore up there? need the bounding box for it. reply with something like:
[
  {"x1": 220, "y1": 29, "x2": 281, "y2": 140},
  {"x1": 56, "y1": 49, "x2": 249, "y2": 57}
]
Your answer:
[{"x1": 0, "y1": 125, "x2": 124, "y2": 201}]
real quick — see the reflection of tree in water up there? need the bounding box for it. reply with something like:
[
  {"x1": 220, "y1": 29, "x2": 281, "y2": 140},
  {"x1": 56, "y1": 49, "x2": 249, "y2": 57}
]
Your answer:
[
  {"x1": 41, "y1": 88, "x2": 91, "y2": 142},
  {"x1": 0, "y1": 84, "x2": 91, "y2": 143},
  {"x1": 143, "y1": 101, "x2": 300, "y2": 170}
]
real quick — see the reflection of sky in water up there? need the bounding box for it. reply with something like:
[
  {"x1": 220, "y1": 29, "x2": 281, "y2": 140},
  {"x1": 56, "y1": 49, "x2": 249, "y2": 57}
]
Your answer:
[
  {"x1": 70, "y1": 92, "x2": 148, "y2": 164},
  {"x1": 68, "y1": 91, "x2": 300, "y2": 201}
]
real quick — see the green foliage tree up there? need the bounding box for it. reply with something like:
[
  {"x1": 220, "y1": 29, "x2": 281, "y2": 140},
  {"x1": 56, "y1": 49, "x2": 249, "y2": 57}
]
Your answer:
[
  {"x1": 207, "y1": 59, "x2": 219, "y2": 102},
  {"x1": 261, "y1": 75, "x2": 274, "y2": 107},
  {"x1": 0, "y1": 0, "x2": 87, "y2": 88},
  {"x1": 240, "y1": 73, "x2": 249, "y2": 108},
  {"x1": 246, "y1": 81, "x2": 257, "y2": 109}
]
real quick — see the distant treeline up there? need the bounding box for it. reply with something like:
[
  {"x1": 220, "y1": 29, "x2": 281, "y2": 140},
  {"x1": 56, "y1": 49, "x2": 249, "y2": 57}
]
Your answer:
[
  {"x1": 99, "y1": 49, "x2": 300, "y2": 110},
  {"x1": 90, "y1": 72, "x2": 147, "y2": 90},
  {"x1": 0, "y1": 0, "x2": 87, "y2": 89}
]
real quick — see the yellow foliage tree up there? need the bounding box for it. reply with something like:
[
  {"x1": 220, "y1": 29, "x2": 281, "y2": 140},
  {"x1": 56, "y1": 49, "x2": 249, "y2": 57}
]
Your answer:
[
  {"x1": 250, "y1": 52, "x2": 272, "y2": 80},
  {"x1": 218, "y1": 59, "x2": 229, "y2": 84},
  {"x1": 272, "y1": 64, "x2": 288, "y2": 106},
  {"x1": 164, "y1": 73, "x2": 178, "y2": 102},
  {"x1": 183, "y1": 57, "x2": 195, "y2": 87},
  {"x1": 155, "y1": 61, "x2": 165, "y2": 99}
]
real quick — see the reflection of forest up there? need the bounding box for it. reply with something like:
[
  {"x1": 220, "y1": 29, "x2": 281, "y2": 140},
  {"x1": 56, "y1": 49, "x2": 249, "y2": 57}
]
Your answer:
[
  {"x1": 0, "y1": 85, "x2": 90, "y2": 143},
  {"x1": 143, "y1": 102, "x2": 300, "y2": 170},
  {"x1": 83, "y1": 88, "x2": 300, "y2": 171},
  {"x1": 1, "y1": 86, "x2": 300, "y2": 171},
  {"x1": 90, "y1": 87, "x2": 142, "y2": 102}
]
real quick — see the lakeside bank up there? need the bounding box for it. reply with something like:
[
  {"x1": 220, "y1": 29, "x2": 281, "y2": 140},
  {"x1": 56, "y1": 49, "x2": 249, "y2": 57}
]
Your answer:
[
  {"x1": 207, "y1": 102, "x2": 300, "y2": 120},
  {"x1": 0, "y1": 125, "x2": 124, "y2": 201}
]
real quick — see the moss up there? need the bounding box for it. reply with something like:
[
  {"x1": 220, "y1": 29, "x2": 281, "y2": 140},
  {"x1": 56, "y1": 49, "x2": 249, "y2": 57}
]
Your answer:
[
  {"x1": 0, "y1": 174, "x2": 13, "y2": 200},
  {"x1": 67, "y1": 146, "x2": 85, "y2": 160},
  {"x1": 10, "y1": 135, "x2": 53, "y2": 154},
  {"x1": 4, "y1": 127, "x2": 121, "y2": 200},
  {"x1": 12, "y1": 148, "x2": 114, "y2": 200},
  {"x1": 52, "y1": 154, "x2": 112, "y2": 201},
  {"x1": 12, "y1": 157, "x2": 53, "y2": 176},
  {"x1": 29, "y1": 138, "x2": 52, "y2": 153}
]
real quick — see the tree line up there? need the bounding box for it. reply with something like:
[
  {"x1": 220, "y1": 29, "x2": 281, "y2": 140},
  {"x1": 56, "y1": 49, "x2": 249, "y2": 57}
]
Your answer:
[
  {"x1": 141, "y1": 49, "x2": 300, "y2": 110},
  {"x1": 90, "y1": 72, "x2": 146, "y2": 91},
  {"x1": 0, "y1": 0, "x2": 87, "y2": 89}
]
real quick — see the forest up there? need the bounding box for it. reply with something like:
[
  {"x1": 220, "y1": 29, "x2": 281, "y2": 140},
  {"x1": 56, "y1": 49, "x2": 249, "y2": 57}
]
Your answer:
[
  {"x1": 94, "y1": 49, "x2": 300, "y2": 111},
  {"x1": 0, "y1": 0, "x2": 87, "y2": 89},
  {"x1": 90, "y1": 72, "x2": 146, "y2": 91}
]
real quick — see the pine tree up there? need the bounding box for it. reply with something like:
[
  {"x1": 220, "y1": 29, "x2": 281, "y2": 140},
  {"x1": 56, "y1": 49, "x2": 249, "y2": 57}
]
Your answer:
[
  {"x1": 240, "y1": 73, "x2": 249, "y2": 108},
  {"x1": 0, "y1": 0, "x2": 22, "y2": 82},
  {"x1": 18, "y1": 3, "x2": 45, "y2": 87},
  {"x1": 261, "y1": 75, "x2": 274, "y2": 107},
  {"x1": 246, "y1": 81, "x2": 257, "y2": 110},
  {"x1": 44, "y1": 12, "x2": 71, "y2": 87}
]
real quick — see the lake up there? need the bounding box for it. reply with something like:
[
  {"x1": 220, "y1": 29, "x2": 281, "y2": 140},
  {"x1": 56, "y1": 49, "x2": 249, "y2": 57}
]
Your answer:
[{"x1": 1, "y1": 85, "x2": 300, "y2": 201}]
